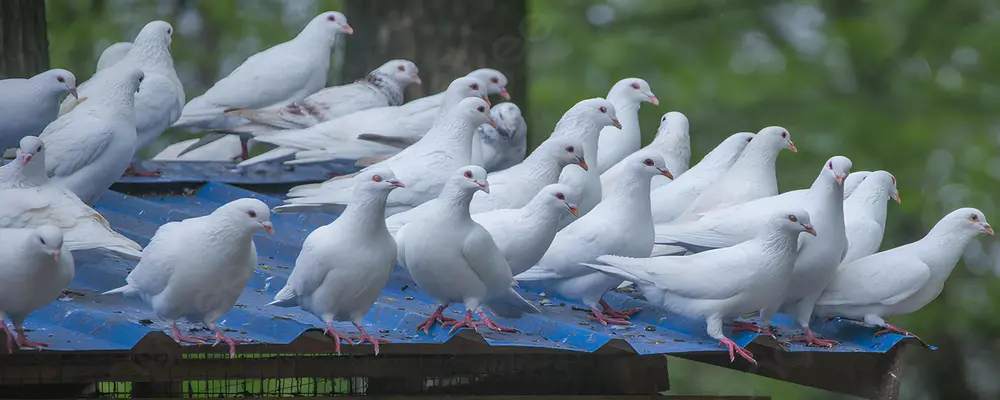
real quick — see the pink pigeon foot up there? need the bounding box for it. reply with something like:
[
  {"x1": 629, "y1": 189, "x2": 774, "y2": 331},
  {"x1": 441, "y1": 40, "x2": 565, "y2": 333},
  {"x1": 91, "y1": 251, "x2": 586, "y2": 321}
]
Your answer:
[
  {"x1": 478, "y1": 311, "x2": 517, "y2": 333},
  {"x1": 790, "y1": 327, "x2": 839, "y2": 348},
  {"x1": 415, "y1": 305, "x2": 457, "y2": 335},
  {"x1": 239, "y1": 140, "x2": 250, "y2": 161},
  {"x1": 2, "y1": 321, "x2": 14, "y2": 354},
  {"x1": 170, "y1": 322, "x2": 206, "y2": 344},
  {"x1": 205, "y1": 327, "x2": 252, "y2": 358},
  {"x1": 352, "y1": 322, "x2": 390, "y2": 356},
  {"x1": 587, "y1": 305, "x2": 631, "y2": 326},
  {"x1": 442, "y1": 310, "x2": 482, "y2": 334},
  {"x1": 719, "y1": 336, "x2": 757, "y2": 365},
  {"x1": 599, "y1": 299, "x2": 640, "y2": 319},
  {"x1": 729, "y1": 321, "x2": 776, "y2": 339},
  {"x1": 875, "y1": 323, "x2": 920, "y2": 339},
  {"x1": 322, "y1": 321, "x2": 352, "y2": 354},
  {"x1": 123, "y1": 163, "x2": 162, "y2": 177},
  {"x1": 14, "y1": 325, "x2": 48, "y2": 350}
]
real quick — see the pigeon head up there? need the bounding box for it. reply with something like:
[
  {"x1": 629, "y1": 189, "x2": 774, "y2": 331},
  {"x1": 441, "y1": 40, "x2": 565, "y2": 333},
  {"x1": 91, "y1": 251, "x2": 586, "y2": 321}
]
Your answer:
[
  {"x1": 33, "y1": 69, "x2": 77, "y2": 99},
  {"x1": 490, "y1": 103, "x2": 523, "y2": 140},
  {"x1": 755, "y1": 126, "x2": 796, "y2": 153},
  {"x1": 134, "y1": 21, "x2": 173, "y2": 48},
  {"x1": 467, "y1": 68, "x2": 510, "y2": 100},
  {"x1": 820, "y1": 156, "x2": 852, "y2": 186},
  {"x1": 30, "y1": 225, "x2": 65, "y2": 264},
  {"x1": 445, "y1": 77, "x2": 491, "y2": 107},
  {"x1": 97, "y1": 42, "x2": 133, "y2": 71},
  {"x1": 623, "y1": 150, "x2": 672, "y2": 180},
  {"x1": 658, "y1": 112, "x2": 689, "y2": 135},
  {"x1": 16, "y1": 136, "x2": 44, "y2": 167},
  {"x1": 308, "y1": 11, "x2": 353, "y2": 38},
  {"x1": 610, "y1": 78, "x2": 658, "y2": 106},
  {"x1": 569, "y1": 98, "x2": 621, "y2": 130},
  {"x1": 540, "y1": 137, "x2": 587, "y2": 171},
  {"x1": 355, "y1": 167, "x2": 405, "y2": 192},
  {"x1": 379, "y1": 59, "x2": 421, "y2": 86},
  {"x1": 860, "y1": 171, "x2": 900, "y2": 204},
  {"x1": 219, "y1": 198, "x2": 275, "y2": 235},
  {"x1": 843, "y1": 171, "x2": 871, "y2": 199},
  {"x1": 452, "y1": 165, "x2": 490, "y2": 194},
  {"x1": 539, "y1": 183, "x2": 579, "y2": 218},
  {"x1": 770, "y1": 208, "x2": 816, "y2": 236},
  {"x1": 449, "y1": 97, "x2": 494, "y2": 128},
  {"x1": 939, "y1": 208, "x2": 993, "y2": 236}
]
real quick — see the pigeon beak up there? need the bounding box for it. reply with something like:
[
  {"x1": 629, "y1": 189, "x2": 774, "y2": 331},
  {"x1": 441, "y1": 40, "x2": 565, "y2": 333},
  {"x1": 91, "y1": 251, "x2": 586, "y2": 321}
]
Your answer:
[
  {"x1": 260, "y1": 221, "x2": 275, "y2": 235},
  {"x1": 892, "y1": 191, "x2": 901, "y2": 204},
  {"x1": 576, "y1": 158, "x2": 589, "y2": 171},
  {"x1": 481, "y1": 95, "x2": 492, "y2": 107},
  {"x1": 566, "y1": 204, "x2": 579, "y2": 217},
  {"x1": 486, "y1": 116, "x2": 497, "y2": 128},
  {"x1": 647, "y1": 94, "x2": 659, "y2": 105},
  {"x1": 68, "y1": 87, "x2": 79, "y2": 99},
  {"x1": 342, "y1": 25, "x2": 354, "y2": 35},
  {"x1": 388, "y1": 179, "x2": 405, "y2": 188},
  {"x1": 611, "y1": 118, "x2": 622, "y2": 129},
  {"x1": 834, "y1": 174, "x2": 845, "y2": 185},
  {"x1": 500, "y1": 87, "x2": 511, "y2": 100},
  {"x1": 412, "y1": 74, "x2": 422, "y2": 85},
  {"x1": 20, "y1": 153, "x2": 32, "y2": 166},
  {"x1": 788, "y1": 141, "x2": 798, "y2": 153},
  {"x1": 658, "y1": 168, "x2": 674, "y2": 180},
  {"x1": 984, "y1": 224, "x2": 994, "y2": 235},
  {"x1": 803, "y1": 224, "x2": 817, "y2": 236},
  {"x1": 51, "y1": 251, "x2": 60, "y2": 264},
  {"x1": 477, "y1": 181, "x2": 490, "y2": 194}
]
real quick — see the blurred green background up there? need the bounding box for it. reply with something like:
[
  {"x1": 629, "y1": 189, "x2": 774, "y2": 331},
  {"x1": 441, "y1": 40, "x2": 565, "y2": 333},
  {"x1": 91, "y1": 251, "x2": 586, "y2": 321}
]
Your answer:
[{"x1": 42, "y1": 0, "x2": 999, "y2": 398}]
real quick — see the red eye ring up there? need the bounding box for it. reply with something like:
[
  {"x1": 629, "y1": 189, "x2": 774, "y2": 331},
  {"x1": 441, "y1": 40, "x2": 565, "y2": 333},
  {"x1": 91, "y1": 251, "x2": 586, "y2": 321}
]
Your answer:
[
  {"x1": 971, "y1": 214, "x2": 979, "y2": 221},
  {"x1": 476, "y1": 106, "x2": 485, "y2": 112},
  {"x1": 464, "y1": 170, "x2": 473, "y2": 178},
  {"x1": 788, "y1": 214, "x2": 797, "y2": 222},
  {"x1": 397, "y1": 65, "x2": 405, "y2": 71},
  {"x1": 56, "y1": 76, "x2": 65, "y2": 83},
  {"x1": 327, "y1": 15, "x2": 336, "y2": 21},
  {"x1": 372, "y1": 175, "x2": 383, "y2": 182},
  {"x1": 781, "y1": 132, "x2": 788, "y2": 138},
  {"x1": 828, "y1": 162, "x2": 833, "y2": 169},
  {"x1": 643, "y1": 159, "x2": 654, "y2": 166},
  {"x1": 565, "y1": 146, "x2": 574, "y2": 152},
  {"x1": 470, "y1": 84, "x2": 479, "y2": 90},
  {"x1": 599, "y1": 106, "x2": 607, "y2": 113},
  {"x1": 630, "y1": 82, "x2": 640, "y2": 89},
  {"x1": 491, "y1": 77, "x2": 499, "y2": 83},
  {"x1": 555, "y1": 193, "x2": 565, "y2": 200},
  {"x1": 247, "y1": 210, "x2": 257, "y2": 218}
]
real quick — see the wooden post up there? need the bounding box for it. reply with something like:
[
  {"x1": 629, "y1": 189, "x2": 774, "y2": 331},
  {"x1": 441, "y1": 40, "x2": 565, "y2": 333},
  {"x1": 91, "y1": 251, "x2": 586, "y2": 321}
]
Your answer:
[
  {"x1": 0, "y1": 0, "x2": 49, "y2": 78},
  {"x1": 342, "y1": 0, "x2": 528, "y2": 110}
]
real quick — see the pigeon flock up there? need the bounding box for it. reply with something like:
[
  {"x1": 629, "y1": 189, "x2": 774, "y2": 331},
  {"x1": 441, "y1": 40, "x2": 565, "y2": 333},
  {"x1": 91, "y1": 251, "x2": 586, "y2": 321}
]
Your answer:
[{"x1": 0, "y1": 12, "x2": 992, "y2": 365}]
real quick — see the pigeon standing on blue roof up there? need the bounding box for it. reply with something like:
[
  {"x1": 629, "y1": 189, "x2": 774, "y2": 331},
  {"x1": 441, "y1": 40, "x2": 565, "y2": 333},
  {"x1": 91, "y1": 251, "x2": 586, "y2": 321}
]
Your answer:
[
  {"x1": 601, "y1": 111, "x2": 689, "y2": 196},
  {"x1": 269, "y1": 168, "x2": 404, "y2": 356},
  {"x1": 0, "y1": 69, "x2": 77, "y2": 152},
  {"x1": 595, "y1": 78, "x2": 659, "y2": 173},
  {"x1": 472, "y1": 102, "x2": 527, "y2": 172},
  {"x1": 0, "y1": 226, "x2": 73, "y2": 353},
  {"x1": 102, "y1": 198, "x2": 274, "y2": 358}
]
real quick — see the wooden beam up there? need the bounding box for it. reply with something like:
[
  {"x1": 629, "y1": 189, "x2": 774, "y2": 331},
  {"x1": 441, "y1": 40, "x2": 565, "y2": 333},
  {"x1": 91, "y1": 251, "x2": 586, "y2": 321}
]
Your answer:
[{"x1": 0, "y1": 0, "x2": 49, "y2": 78}]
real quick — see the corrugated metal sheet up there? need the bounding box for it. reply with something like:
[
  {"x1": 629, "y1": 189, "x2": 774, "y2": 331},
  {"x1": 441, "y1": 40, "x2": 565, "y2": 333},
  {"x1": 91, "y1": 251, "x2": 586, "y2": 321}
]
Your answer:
[{"x1": 21, "y1": 177, "x2": 912, "y2": 356}]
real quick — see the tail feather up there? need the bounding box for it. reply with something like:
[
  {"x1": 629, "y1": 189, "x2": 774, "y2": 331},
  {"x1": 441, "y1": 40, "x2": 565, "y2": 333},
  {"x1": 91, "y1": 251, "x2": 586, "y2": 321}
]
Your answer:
[
  {"x1": 102, "y1": 284, "x2": 135, "y2": 296},
  {"x1": 267, "y1": 285, "x2": 298, "y2": 307},
  {"x1": 649, "y1": 244, "x2": 688, "y2": 257},
  {"x1": 580, "y1": 261, "x2": 647, "y2": 285},
  {"x1": 272, "y1": 201, "x2": 347, "y2": 215},
  {"x1": 485, "y1": 287, "x2": 540, "y2": 318},
  {"x1": 237, "y1": 147, "x2": 298, "y2": 167},
  {"x1": 225, "y1": 108, "x2": 306, "y2": 130}
]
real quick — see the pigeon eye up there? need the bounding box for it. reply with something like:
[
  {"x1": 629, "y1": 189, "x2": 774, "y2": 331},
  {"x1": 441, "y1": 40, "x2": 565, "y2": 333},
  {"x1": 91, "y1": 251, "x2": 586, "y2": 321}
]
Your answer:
[
  {"x1": 166, "y1": 28, "x2": 172, "y2": 35},
  {"x1": 470, "y1": 83, "x2": 479, "y2": 90},
  {"x1": 747, "y1": 137, "x2": 753, "y2": 142},
  {"x1": 56, "y1": 76, "x2": 65, "y2": 83},
  {"x1": 890, "y1": 175, "x2": 896, "y2": 185},
  {"x1": 781, "y1": 132, "x2": 788, "y2": 138},
  {"x1": 476, "y1": 106, "x2": 485, "y2": 112},
  {"x1": 397, "y1": 65, "x2": 405, "y2": 71},
  {"x1": 828, "y1": 162, "x2": 833, "y2": 170},
  {"x1": 39, "y1": 238, "x2": 46, "y2": 245},
  {"x1": 599, "y1": 106, "x2": 607, "y2": 113},
  {"x1": 464, "y1": 170, "x2": 473, "y2": 178},
  {"x1": 643, "y1": 158, "x2": 654, "y2": 166},
  {"x1": 970, "y1": 214, "x2": 979, "y2": 222},
  {"x1": 630, "y1": 82, "x2": 640, "y2": 89},
  {"x1": 36, "y1": 146, "x2": 42, "y2": 152},
  {"x1": 372, "y1": 175, "x2": 383, "y2": 182},
  {"x1": 788, "y1": 215, "x2": 798, "y2": 222},
  {"x1": 491, "y1": 77, "x2": 499, "y2": 83},
  {"x1": 565, "y1": 146, "x2": 574, "y2": 153},
  {"x1": 327, "y1": 15, "x2": 336, "y2": 22},
  {"x1": 555, "y1": 193, "x2": 566, "y2": 200},
  {"x1": 247, "y1": 210, "x2": 257, "y2": 218}
]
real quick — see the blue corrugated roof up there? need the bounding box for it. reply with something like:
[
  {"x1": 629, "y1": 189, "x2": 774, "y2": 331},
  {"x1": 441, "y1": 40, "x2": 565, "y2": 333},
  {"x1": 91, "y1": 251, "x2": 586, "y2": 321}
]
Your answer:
[{"x1": 22, "y1": 178, "x2": 913, "y2": 356}]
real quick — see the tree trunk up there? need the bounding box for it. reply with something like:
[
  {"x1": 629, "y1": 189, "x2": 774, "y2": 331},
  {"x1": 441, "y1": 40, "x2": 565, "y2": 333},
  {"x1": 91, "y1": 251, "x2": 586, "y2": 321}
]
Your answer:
[
  {"x1": 343, "y1": 0, "x2": 527, "y2": 109},
  {"x1": 0, "y1": 0, "x2": 49, "y2": 78}
]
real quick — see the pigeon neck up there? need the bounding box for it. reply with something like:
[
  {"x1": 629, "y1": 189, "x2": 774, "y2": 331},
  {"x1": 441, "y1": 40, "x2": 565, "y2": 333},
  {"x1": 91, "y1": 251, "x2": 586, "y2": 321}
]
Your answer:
[
  {"x1": 757, "y1": 226, "x2": 802, "y2": 256},
  {"x1": 845, "y1": 183, "x2": 889, "y2": 221},
  {"x1": 123, "y1": 41, "x2": 173, "y2": 70},
  {"x1": 520, "y1": 146, "x2": 568, "y2": 183},
  {"x1": 26, "y1": 76, "x2": 65, "y2": 101},
  {"x1": 295, "y1": 23, "x2": 339, "y2": 48},
  {"x1": 916, "y1": 220, "x2": 979, "y2": 273},
  {"x1": 363, "y1": 71, "x2": 405, "y2": 106},
  {"x1": 436, "y1": 91, "x2": 470, "y2": 118},
  {"x1": 423, "y1": 116, "x2": 477, "y2": 161},
  {"x1": 609, "y1": 97, "x2": 641, "y2": 135},
  {"x1": 342, "y1": 189, "x2": 392, "y2": 231},
  {"x1": 608, "y1": 172, "x2": 653, "y2": 211},
  {"x1": 734, "y1": 139, "x2": 781, "y2": 169},
  {"x1": 0, "y1": 160, "x2": 45, "y2": 189},
  {"x1": 552, "y1": 122, "x2": 601, "y2": 167},
  {"x1": 693, "y1": 142, "x2": 746, "y2": 175},
  {"x1": 608, "y1": 92, "x2": 640, "y2": 114},
  {"x1": 438, "y1": 185, "x2": 478, "y2": 221},
  {"x1": 650, "y1": 126, "x2": 690, "y2": 171},
  {"x1": 524, "y1": 195, "x2": 562, "y2": 223},
  {"x1": 19, "y1": 157, "x2": 49, "y2": 187}
]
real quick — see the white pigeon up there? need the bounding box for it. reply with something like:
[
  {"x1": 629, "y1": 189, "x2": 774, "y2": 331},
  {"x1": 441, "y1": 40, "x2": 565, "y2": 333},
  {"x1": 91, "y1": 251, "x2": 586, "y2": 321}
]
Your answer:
[
  {"x1": 274, "y1": 97, "x2": 494, "y2": 216},
  {"x1": 102, "y1": 198, "x2": 274, "y2": 358},
  {"x1": 269, "y1": 168, "x2": 404, "y2": 355},
  {"x1": 516, "y1": 150, "x2": 672, "y2": 325},
  {"x1": 152, "y1": 136, "x2": 245, "y2": 162},
  {"x1": 472, "y1": 102, "x2": 527, "y2": 172},
  {"x1": 595, "y1": 78, "x2": 658, "y2": 173},
  {"x1": 472, "y1": 184, "x2": 580, "y2": 276},
  {"x1": 582, "y1": 208, "x2": 816, "y2": 365},
  {"x1": 397, "y1": 165, "x2": 540, "y2": 334},
  {"x1": 468, "y1": 136, "x2": 586, "y2": 214},
  {"x1": 0, "y1": 226, "x2": 73, "y2": 353},
  {"x1": 653, "y1": 156, "x2": 850, "y2": 257},
  {"x1": 226, "y1": 59, "x2": 421, "y2": 130},
  {"x1": 404, "y1": 68, "x2": 511, "y2": 112},
  {"x1": 41, "y1": 66, "x2": 143, "y2": 206},
  {"x1": 551, "y1": 98, "x2": 621, "y2": 224},
  {"x1": 673, "y1": 126, "x2": 795, "y2": 221},
  {"x1": 841, "y1": 171, "x2": 900, "y2": 264},
  {"x1": 61, "y1": 21, "x2": 185, "y2": 177},
  {"x1": 650, "y1": 132, "x2": 755, "y2": 225},
  {"x1": 239, "y1": 76, "x2": 488, "y2": 167},
  {"x1": 601, "y1": 111, "x2": 689, "y2": 197},
  {"x1": 815, "y1": 208, "x2": 993, "y2": 339},
  {"x1": 173, "y1": 11, "x2": 352, "y2": 134},
  {"x1": 759, "y1": 156, "x2": 851, "y2": 347},
  {"x1": 95, "y1": 42, "x2": 133, "y2": 72},
  {"x1": 0, "y1": 69, "x2": 77, "y2": 151},
  {"x1": 843, "y1": 171, "x2": 871, "y2": 199},
  {"x1": 0, "y1": 137, "x2": 142, "y2": 260}
]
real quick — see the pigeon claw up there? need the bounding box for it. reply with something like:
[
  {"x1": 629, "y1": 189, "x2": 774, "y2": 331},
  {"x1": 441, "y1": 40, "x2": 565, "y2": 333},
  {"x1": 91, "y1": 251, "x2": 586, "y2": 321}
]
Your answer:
[
  {"x1": 599, "y1": 299, "x2": 640, "y2": 319},
  {"x1": 789, "y1": 327, "x2": 838, "y2": 348},
  {"x1": 324, "y1": 322, "x2": 351, "y2": 355},
  {"x1": 874, "y1": 323, "x2": 920, "y2": 340},
  {"x1": 415, "y1": 305, "x2": 457, "y2": 335},
  {"x1": 719, "y1": 336, "x2": 757, "y2": 365},
  {"x1": 1, "y1": 322, "x2": 14, "y2": 354},
  {"x1": 478, "y1": 311, "x2": 518, "y2": 333},
  {"x1": 442, "y1": 310, "x2": 481, "y2": 334},
  {"x1": 14, "y1": 324, "x2": 48, "y2": 351},
  {"x1": 352, "y1": 322, "x2": 390, "y2": 356},
  {"x1": 123, "y1": 163, "x2": 162, "y2": 177},
  {"x1": 170, "y1": 322, "x2": 207, "y2": 345},
  {"x1": 729, "y1": 321, "x2": 777, "y2": 340},
  {"x1": 206, "y1": 328, "x2": 251, "y2": 358},
  {"x1": 588, "y1": 306, "x2": 631, "y2": 326}
]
